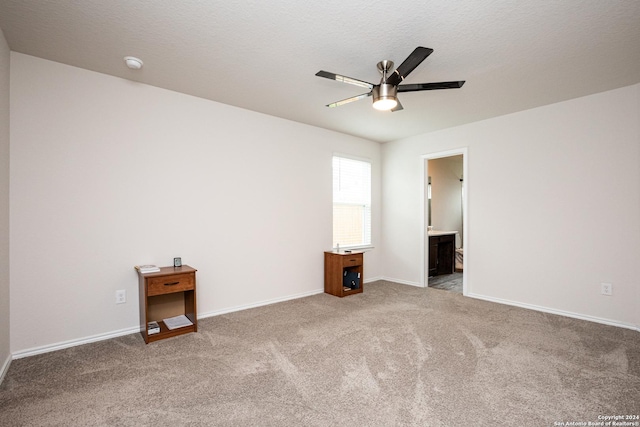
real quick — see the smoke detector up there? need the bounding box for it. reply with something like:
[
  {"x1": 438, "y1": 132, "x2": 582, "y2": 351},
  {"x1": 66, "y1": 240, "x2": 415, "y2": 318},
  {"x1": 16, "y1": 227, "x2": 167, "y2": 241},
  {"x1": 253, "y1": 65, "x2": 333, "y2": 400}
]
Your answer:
[{"x1": 124, "y1": 56, "x2": 143, "y2": 70}]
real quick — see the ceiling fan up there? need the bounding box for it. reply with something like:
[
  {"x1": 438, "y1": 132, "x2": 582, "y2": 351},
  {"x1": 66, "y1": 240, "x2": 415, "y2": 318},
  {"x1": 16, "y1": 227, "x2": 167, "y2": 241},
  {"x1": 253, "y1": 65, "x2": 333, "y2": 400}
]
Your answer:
[{"x1": 315, "y1": 47, "x2": 465, "y2": 112}]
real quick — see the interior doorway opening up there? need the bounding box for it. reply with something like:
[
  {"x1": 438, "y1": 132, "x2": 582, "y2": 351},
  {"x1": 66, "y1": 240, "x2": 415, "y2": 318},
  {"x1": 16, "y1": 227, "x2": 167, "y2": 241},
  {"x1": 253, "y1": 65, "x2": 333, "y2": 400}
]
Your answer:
[{"x1": 421, "y1": 149, "x2": 468, "y2": 295}]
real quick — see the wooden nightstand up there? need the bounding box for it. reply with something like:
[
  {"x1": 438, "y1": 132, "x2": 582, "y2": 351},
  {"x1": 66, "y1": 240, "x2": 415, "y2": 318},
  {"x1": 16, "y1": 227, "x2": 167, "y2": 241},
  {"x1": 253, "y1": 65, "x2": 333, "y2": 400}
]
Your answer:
[
  {"x1": 324, "y1": 251, "x2": 364, "y2": 297},
  {"x1": 138, "y1": 265, "x2": 198, "y2": 343}
]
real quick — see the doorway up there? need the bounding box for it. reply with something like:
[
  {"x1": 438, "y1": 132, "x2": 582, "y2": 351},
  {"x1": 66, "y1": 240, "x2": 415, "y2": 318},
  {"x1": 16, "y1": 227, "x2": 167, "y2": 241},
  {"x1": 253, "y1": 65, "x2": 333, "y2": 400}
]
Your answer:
[{"x1": 421, "y1": 149, "x2": 468, "y2": 295}]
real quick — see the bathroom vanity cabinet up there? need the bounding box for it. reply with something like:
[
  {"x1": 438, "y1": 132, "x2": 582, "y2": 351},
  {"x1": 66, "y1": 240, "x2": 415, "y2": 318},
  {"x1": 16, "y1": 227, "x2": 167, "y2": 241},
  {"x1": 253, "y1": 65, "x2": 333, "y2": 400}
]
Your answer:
[{"x1": 428, "y1": 233, "x2": 455, "y2": 277}]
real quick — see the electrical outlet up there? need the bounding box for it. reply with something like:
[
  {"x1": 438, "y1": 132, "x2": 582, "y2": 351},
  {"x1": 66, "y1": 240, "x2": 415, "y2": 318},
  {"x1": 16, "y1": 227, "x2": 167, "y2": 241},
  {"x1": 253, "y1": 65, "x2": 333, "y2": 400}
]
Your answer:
[
  {"x1": 601, "y1": 283, "x2": 612, "y2": 296},
  {"x1": 115, "y1": 290, "x2": 126, "y2": 304}
]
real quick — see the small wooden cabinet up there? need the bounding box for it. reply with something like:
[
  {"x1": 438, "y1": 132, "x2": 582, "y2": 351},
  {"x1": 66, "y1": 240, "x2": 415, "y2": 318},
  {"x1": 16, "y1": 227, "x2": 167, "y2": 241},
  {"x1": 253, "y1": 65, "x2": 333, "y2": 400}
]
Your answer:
[
  {"x1": 138, "y1": 265, "x2": 197, "y2": 343},
  {"x1": 429, "y1": 234, "x2": 455, "y2": 277},
  {"x1": 324, "y1": 251, "x2": 364, "y2": 297}
]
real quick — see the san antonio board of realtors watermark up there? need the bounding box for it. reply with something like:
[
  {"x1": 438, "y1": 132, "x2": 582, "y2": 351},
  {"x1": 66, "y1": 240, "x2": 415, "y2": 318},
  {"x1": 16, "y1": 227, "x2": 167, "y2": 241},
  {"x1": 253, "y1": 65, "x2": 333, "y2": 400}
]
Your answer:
[{"x1": 553, "y1": 415, "x2": 639, "y2": 426}]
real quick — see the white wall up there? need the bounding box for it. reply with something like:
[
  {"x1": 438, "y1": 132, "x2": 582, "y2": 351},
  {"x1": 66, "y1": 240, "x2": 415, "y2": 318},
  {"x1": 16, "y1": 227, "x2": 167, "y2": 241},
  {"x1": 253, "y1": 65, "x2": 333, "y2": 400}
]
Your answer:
[
  {"x1": 8, "y1": 52, "x2": 638, "y2": 359},
  {"x1": 383, "y1": 84, "x2": 640, "y2": 329},
  {"x1": 0, "y1": 29, "x2": 10, "y2": 378},
  {"x1": 10, "y1": 53, "x2": 382, "y2": 355}
]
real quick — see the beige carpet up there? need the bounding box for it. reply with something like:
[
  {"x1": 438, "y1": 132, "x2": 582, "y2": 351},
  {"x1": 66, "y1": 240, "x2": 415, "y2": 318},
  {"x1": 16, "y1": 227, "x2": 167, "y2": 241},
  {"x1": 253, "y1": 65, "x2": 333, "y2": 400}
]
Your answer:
[{"x1": 1, "y1": 280, "x2": 638, "y2": 426}]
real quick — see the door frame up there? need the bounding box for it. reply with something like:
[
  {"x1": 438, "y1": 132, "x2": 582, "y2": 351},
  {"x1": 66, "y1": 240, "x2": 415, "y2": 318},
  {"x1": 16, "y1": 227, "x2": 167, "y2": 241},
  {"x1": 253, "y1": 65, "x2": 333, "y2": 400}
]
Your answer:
[{"x1": 420, "y1": 148, "x2": 468, "y2": 295}]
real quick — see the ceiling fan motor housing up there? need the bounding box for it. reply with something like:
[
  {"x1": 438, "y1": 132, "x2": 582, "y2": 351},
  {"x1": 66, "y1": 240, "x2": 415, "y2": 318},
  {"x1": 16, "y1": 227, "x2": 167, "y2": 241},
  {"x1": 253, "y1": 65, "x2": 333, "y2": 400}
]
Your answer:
[{"x1": 372, "y1": 84, "x2": 398, "y2": 110}]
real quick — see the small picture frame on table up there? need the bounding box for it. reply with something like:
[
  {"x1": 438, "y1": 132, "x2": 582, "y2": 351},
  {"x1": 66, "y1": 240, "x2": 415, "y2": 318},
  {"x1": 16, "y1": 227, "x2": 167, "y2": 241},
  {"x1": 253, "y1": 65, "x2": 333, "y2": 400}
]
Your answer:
[{"x1": 173, "y1": 257, "x2": 182, "y2": 267}]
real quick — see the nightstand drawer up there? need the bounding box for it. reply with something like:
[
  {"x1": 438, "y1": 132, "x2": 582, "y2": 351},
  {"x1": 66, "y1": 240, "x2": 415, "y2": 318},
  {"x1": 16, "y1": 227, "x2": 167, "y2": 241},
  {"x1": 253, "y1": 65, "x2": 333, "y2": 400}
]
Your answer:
[
  {"x1": 147, "y1": 273, "x2": 195, "y2": 296},
  {"x1": 342, "y1": 254, "x2": 363, "y2": 267}
]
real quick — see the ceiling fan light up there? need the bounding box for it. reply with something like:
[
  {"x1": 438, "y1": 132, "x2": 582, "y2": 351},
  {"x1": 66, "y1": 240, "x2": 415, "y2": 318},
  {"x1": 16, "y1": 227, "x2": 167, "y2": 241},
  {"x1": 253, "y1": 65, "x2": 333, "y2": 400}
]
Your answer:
[
  {"x1": 372, "y1": 84, "x2": 398, "y2": 111},
  {"x1": 373, "y1": 98, "x2": 398, "y2": 111}
]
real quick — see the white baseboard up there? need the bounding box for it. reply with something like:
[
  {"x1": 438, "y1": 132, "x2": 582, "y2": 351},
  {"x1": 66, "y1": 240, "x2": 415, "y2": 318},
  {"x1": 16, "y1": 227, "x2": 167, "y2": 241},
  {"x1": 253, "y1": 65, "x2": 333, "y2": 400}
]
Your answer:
[
  {"x1": 12, "y1": 325, "x2": 140, "y2": 360},
  {"x1": 467, "y1": 292, "x2": 640, "y2": 332},
  {"x1": 376, "y1": 279, "x2": 638, "y2": 332},
  {"x1": 198, "y1": 288, "x2": 324, "y2": 319},
  {"x1": 13, "y1": 289, "x2": 328, "y2": 360},
  {"x1": 379, "y1": 276, "x2": 423, "y2": 288},
  {"x1": 0, "y1": 352, "x2": 11, "y2": 385},
  {"x1": 197, "y1": 281, "x2": 397, "y2": 320},
  {"x1": 12, "y1": 285, "x2": 635, "y2": 362}
]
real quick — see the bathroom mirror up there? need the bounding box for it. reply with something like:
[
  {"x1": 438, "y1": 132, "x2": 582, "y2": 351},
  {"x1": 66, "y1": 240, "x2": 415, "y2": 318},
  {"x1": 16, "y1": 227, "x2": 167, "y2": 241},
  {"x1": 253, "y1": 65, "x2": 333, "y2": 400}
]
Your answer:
[{"x1": 428, "y1": 176, "x2": 432, "y2": 227}]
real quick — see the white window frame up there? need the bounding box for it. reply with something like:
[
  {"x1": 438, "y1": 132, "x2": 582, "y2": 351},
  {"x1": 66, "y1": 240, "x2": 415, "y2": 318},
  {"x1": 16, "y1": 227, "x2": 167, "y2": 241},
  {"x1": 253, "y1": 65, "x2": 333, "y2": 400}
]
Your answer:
[{"x1": 332, "y1": 154, "x2": 372, "y2": 250}]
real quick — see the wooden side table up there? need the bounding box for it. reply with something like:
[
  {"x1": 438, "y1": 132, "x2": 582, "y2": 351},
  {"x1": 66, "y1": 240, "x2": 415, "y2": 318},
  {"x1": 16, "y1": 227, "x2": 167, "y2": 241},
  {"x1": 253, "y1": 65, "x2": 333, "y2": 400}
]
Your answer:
[
  {"x1": 138, "y1": 265, "x2": 197, "y2": 343},
  {"x1": 324, "y1": 251, "x2": 364, "y2": 297}
]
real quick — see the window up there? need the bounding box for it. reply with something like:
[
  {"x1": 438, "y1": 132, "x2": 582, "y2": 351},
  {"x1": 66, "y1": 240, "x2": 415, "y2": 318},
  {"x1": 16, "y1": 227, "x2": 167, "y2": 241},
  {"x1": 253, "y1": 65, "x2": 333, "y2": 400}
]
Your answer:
[{"x1": 332, "y1": 155, "x2": 371, "y2": 248}]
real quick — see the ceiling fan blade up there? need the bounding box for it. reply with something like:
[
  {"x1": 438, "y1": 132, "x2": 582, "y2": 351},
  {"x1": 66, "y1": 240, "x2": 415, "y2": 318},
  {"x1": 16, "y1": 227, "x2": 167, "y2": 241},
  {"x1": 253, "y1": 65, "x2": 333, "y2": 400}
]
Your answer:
[
  {"x1": 397, "y1": 81, "x2": 465, "y2": 92},
  {"x1": 326, "y1": 92, "x2": 372, "y2": 108},
  {"x1": 315, "y1": 71, "x2": 374, "y2": 90},
  {"x1": 391, "y1": 100, "x2": 404, "y2": 112},
  {"x1": 386, "y1": 47, "x2": 434, "y2": 86}
]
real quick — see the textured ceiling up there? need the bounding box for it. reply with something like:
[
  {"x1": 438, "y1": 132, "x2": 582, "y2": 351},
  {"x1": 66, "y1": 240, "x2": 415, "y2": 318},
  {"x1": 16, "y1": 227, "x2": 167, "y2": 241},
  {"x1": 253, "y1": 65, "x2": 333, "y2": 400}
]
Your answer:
[{"x1": 1, "y1": 0, "x2": 639, "y2": 143}]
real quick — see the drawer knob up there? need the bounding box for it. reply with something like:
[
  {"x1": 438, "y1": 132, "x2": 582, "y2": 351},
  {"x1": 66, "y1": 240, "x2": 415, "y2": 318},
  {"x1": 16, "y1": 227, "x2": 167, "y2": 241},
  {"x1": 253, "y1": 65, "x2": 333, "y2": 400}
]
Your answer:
[{"x1": 164, "y1": 281, "x2": 180, "y2": 286}]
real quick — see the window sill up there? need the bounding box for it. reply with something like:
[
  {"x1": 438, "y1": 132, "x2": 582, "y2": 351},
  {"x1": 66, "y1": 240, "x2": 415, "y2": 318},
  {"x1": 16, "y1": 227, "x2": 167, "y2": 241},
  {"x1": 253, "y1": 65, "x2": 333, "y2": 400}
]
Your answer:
[{"x1": 333, "y1": 245, "x2": 374, "y2": 252}]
